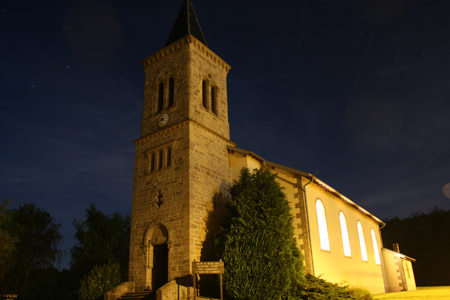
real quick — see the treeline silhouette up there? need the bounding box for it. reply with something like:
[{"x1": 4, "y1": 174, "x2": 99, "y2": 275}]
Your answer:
[
  {"x1": 382, "y1": 207, "x2": 450, "y2": 286},
  {"x1": 0, "y1": 202, "x2": 130, "y2": 300}
]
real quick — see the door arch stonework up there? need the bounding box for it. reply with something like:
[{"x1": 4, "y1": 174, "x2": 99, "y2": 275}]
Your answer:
[{"x1": 143, "y1": 224, "x2": 169, "y2": 290}]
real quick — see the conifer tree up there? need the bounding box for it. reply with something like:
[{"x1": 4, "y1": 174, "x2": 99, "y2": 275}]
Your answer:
[{"x1": 221, "y1": 168, "x2": 303, "y2": 300}]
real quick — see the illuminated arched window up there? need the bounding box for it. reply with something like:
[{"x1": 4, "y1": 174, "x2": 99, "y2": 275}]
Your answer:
[
  {"x1": 357, "y1": 221, "x2": 368, "y2": 261},
  {"x1": 371, "y1": 228, "x2": 381, "y2": 265},
  {"x1": 315, "y1": 199, "x2": 330, "y2": 251},
  {"x1": 339, "y1": 212, "x2": 351, "y2": 257}
]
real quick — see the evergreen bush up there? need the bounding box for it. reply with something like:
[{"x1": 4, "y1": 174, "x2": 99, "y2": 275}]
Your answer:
[
  {"x1": 299, "y1": 274, "x2": 372, "y2": 300},
  {"x1": 220, "y1": 168, "x2": 303, "y2": 300}
]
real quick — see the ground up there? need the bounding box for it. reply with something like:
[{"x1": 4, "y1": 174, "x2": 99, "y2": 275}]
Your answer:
[{"x1": 373, "y1": 287, "x2": 450, "y2": 300}]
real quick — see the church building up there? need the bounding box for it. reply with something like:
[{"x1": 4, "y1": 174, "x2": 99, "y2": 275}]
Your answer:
[{"x1": 108, "y1": 1, "x2": 417, "y2": 299}]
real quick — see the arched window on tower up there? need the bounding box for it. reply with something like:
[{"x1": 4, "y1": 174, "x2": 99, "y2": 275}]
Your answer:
[
  {"x1": 202, "y1": 79, "x2": 208, "y2": 109},
  {"x1": 316, "y1": 199, "x2": 330, "y2": 251},
  {"x1": 211, "y1": 86, "x2": 218, "y2": 115},
  {"x1": 158, "y1": 82, "x2": 164, "y2": 112},
  {"x1": 357, "y1": 221, "x2": 368, "y2": 261},
  {"x1": 166, "y1": 147, "x2": 172, "y2": 167},
  {"x1": 339, "y1": 212, "x2": 351, "y2": 257},
  {"x1": 168, "y1": 77, "x2": 174, "y2": 107},
  {"x1": 158, "y1": 149, "x2": 164, "y2": 169},
  {"x1": 150, "y1": 152, "x2": 156, "y2": 172},
  {"x1": 371, "y1": 228, "x2": 381, "y2": 265}
]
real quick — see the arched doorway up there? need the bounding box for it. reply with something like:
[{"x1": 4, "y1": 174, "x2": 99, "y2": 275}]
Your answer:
[{"x1": 145, "y1": 224, "x2": 169, "y2": 291}]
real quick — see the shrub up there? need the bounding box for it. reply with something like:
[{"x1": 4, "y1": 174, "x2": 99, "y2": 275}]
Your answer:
[
  {"x1": 299, "y1": 274, "x2": 372, "y2": 300},
  {"x1": 78, "y1": 262, "x2": 121, "y2": 300},
  {"x1": 220, "y1": 168, "x2": 304, "y2": 300}
]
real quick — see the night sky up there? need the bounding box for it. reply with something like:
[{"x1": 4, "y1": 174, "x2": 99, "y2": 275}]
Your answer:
[{"x1": 2, "y1": 0, "x2": 450, "y2": 268}]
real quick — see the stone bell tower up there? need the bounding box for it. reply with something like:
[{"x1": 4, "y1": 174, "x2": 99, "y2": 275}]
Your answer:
[{"x1": 128, "y1": 0, "x2": 234, "y2": 292}]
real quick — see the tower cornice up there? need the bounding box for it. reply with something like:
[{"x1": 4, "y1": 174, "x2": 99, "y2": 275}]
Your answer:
[
  {"x1": 141, "y1": 35, "x2": 231, "y2": 73},
  {"x1": 133, "y1": 118, "x2": 236, "y2": 147}
]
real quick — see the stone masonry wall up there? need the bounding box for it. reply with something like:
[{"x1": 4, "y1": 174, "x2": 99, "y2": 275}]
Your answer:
[
  {"x1": 188, "y1": 122, "x2": 232, "y2": 264},
  {"x1": 129, "y1": 123, "x2": 191, "y2": 290},
  {"x1": 140, "y1": 40, "x2": 190, "y2": 138},
  {"x1": 184, "y1": 36, "x2": 233, "y2": 264},
  {"x1": 187, "y1": 38, "x2": 231, "y2": 141},
  {"x1": 129, "y1": 35, "x2": 233, "y2": 291}
]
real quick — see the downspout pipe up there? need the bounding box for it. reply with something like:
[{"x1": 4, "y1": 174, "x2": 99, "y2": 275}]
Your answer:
[{"x1": 302, "y1": 177, "x2": 314, "y2": 275}]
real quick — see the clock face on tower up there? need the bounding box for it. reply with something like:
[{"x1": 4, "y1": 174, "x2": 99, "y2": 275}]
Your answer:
[{"x1": 158, "y1": 113, "x2": 169, "y2": 127}]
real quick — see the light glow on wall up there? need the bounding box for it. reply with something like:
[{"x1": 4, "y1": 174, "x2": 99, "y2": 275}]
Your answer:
[
  {"x1": 339, "y1": 212, "x2": 351, "y2": 257},
  {"x1": 316, "y1": 199, "x2": 330, "y2": 251},
  {"x1": 357, "y1": 221, "x2": 368, "y2": 261},
  {"x1": 371, "y1": 228, "x2": 381, "y2": 265}
]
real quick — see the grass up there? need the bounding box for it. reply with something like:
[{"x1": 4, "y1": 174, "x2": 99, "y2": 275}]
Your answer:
[{"x1": 373, "y1": 286, "x2": 450, "y2": 299}]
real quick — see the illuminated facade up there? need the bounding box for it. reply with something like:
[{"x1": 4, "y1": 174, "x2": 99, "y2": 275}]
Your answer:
[{"x1": 228, "y1": 147, "x2": 414, "y2": 294}]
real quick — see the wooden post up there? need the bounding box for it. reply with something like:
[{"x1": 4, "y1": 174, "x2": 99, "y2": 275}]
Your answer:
[
  {"x1": 193, "y1": 274, "x2": 197, "y2": 300},
  {"x1": 219, "y1": 259, "x2": 223, "y2": 300},
  {"x1": 193, "y1": 258, "x2": 197, "y2": 300},
  {"x1": 220, "y1": 273, "x2": 223, "y2": 300}
]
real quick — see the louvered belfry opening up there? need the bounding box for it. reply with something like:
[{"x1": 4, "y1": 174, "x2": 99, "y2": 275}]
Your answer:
[
  {"x1": 202, "y1": 79, "x2": 208, "y2": 109},
  {"x1": 211, "y1": 86, "x2": 218, "y2": 115}
]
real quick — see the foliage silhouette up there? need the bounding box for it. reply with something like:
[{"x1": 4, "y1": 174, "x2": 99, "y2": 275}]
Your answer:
[
  {"x1": 71, "y1": 204, "x2": 130, "y2": 287},
  {"x1": 78, "y1": 262, "x2": 121, "y2": 300},
  {"x1": 0, "y1": 200, "x2": 17, "y2": 282},
  {"x1": 382, "y1": 207, "x2": 450, "y2": 286},
  {"x1": 0, "y1": 203, "x2": 63, "y2": 299}
]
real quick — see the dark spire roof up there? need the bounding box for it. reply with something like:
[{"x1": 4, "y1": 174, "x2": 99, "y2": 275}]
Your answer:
[{"x1": 166, "y1": 0, "x2": 208, "y2": 47}]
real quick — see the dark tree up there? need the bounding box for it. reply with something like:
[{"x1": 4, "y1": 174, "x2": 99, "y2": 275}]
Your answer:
[
  {"x1": 382, "y1": 207, "x2": 450, "y2": 286},
  {"x1": 0, "y1": 201, "x2": 17, "y2": 281},
  {"x1": 71, "y1": 204, "x2": 130, "y2": 285},
  {"x1": 0, "y1": 203, "x2": 63, "y2": 298},
  {"x1": 220, "y1": 168, "x2": 304, "y2": 300}
]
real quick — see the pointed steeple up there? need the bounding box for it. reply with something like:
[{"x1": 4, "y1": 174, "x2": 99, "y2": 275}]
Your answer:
[{"x1": 166, "y1": 0, "x2": 208, "y2": 47}]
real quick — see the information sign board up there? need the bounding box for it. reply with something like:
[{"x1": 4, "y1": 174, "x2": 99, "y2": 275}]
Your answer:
[{"x1": 192, "y1": 261, "x2": 224, "y2": 274}]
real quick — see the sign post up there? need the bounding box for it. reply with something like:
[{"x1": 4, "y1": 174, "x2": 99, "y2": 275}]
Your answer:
[{"x1": 192, "y1": 260, "x2": 225, "y2": 300}]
